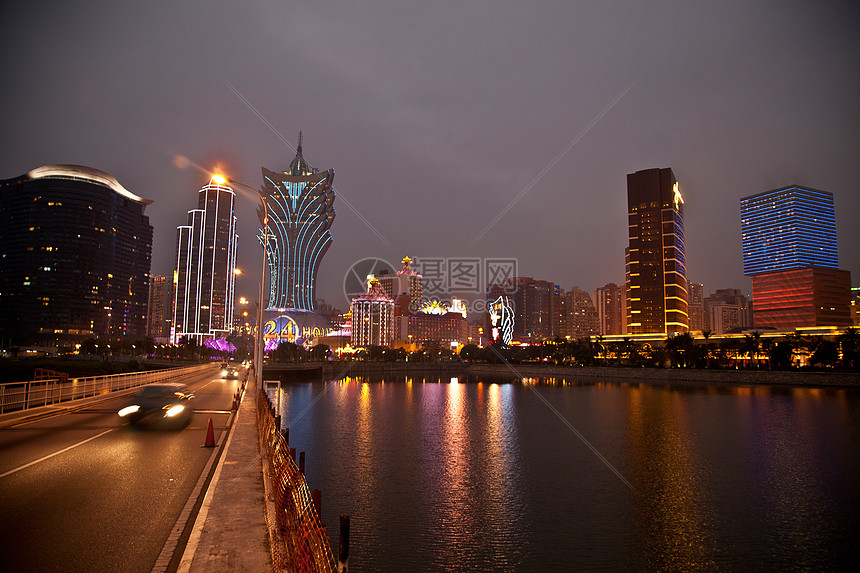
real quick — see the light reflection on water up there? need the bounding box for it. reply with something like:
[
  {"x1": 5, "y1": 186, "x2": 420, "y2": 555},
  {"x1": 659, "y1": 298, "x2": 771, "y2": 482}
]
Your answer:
[{"x1": 271, "y1": 374, "x2": 859, "y2": 572}]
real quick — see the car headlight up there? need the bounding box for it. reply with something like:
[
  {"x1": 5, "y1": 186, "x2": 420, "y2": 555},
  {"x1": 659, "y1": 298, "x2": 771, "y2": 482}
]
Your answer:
[
  {"x1": 118, "y1": 405, "x2": 140, "y2": 417},
  {"x1": 164, "y1": 404, "x2": 185, "y2": 418}
]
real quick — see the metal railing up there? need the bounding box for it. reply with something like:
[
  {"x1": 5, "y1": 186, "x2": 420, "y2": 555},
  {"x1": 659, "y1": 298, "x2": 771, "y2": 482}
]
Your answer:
[
  {"x1": 257, "y1": 388, "x2": 335, "y2": 573},
  {"x1": 0, "y1": 364, "x2": 212, "y2": 414}
]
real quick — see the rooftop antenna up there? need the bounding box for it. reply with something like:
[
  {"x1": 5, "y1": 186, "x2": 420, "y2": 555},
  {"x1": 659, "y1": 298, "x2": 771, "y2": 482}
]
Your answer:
[{"x1": 297, "y1": 131, "x2": 303, "y2": 154}]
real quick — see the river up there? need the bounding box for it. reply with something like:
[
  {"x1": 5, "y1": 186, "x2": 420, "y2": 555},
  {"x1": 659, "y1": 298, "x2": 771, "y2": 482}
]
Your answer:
[{"x1": 270, "y1": 373, "x2": 859, "y2": 571}]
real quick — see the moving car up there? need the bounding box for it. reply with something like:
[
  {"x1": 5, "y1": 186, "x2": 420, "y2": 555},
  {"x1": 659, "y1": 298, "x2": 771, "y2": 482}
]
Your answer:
[
  {"x1": 118, "y1": 383, "x2": 194, "y2": 428},
  {"x1": 221, "y1": 366, "x2": 239, "y2": 379}
]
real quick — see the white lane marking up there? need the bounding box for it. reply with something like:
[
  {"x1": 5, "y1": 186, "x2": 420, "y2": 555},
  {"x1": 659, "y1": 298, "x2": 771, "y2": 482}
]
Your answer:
[
  {"x1": 0, "y1": 428, "x2": 115, "y2": 479},
  {"x1": 176, "y1": 399, "x2": 243, "y2": 572}
]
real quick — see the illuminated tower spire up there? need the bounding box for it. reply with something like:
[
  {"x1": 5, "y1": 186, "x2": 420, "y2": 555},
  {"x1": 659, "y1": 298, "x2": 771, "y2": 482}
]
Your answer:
[{"x1": 259, "y1": 134, "x2": 335, "y2": 311}]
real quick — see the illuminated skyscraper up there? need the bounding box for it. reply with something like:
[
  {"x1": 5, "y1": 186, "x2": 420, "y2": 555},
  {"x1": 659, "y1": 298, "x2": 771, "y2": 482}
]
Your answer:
[
  {"x1": 0, "y1": 165, "x2": 152, "y2": 346},
  {"x1": 376, "y1": 256, "x2": 423, "y2": 310},
  {"x1": 350, "y1": 277, "x2": 394, "y2": 347},
  {"x1": 260, "y1": 133, "x2": 335, "y2": 311},
  {"x1": 740, "y1": 186, "x2": 838, "y2": 274},
  {"x1": 625, "y1": 168, "x2": 688, "y2": 334},
  {"x1": 741, "y1": 186, "x2": 851, "y2": 328},
  {"x1": 172, "y1": 176, "x2": 238, "y2": 343}
]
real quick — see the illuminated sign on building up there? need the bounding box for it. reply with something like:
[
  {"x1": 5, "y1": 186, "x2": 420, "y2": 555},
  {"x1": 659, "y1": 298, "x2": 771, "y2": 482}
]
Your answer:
[{"x1": 488, "y1": 295, "x2": 514, "y2": 345}]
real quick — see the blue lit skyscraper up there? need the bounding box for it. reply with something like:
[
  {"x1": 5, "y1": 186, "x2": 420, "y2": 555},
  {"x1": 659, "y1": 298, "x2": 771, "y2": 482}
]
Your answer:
[
  {"x1": 260, "y1": 133, "x2": 335, "y2": 311},
  {"x1": 740, "y1": 185, "x2": 850, "y2": 329},
  {"x1": 740, "y1": 186, "x2": 838, "y2": 275}
]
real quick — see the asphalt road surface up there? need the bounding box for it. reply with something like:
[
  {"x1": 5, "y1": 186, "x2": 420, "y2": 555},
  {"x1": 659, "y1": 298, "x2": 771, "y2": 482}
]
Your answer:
[{"x1": 0, "y1": 365, "x2": 244, "y2": 572}]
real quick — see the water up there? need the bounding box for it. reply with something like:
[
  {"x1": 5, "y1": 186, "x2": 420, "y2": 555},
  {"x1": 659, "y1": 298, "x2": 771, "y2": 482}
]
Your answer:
[{"x1": 271, "y1": 374, "x2": 860, "y2": 571}]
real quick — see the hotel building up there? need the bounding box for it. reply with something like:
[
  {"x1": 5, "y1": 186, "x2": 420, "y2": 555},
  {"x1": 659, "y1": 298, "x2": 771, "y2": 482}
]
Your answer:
[
  {"x1": 172, "y1": 176, "x2": 238, "y2": 343},
  {"x1": 740, "y1": 186, "x2": 851, "y2": 329},
  {"x1": 625, "y1": 168, "x2": 688, "y2": 334},
  {"x1": 260, "y1": 133, "x2": 335, "y2": 311}
]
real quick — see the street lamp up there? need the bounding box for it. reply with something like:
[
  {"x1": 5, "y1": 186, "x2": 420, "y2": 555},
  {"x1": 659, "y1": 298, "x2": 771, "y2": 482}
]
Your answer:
[{"x1": 217, "y1": 172, "x2": 269, "y2": 389}]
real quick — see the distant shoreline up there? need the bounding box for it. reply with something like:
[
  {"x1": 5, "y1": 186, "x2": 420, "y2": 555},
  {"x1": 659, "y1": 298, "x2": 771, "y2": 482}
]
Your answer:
[{"x1": 311, "y1": 361, "x2": 860, "y2": 389}]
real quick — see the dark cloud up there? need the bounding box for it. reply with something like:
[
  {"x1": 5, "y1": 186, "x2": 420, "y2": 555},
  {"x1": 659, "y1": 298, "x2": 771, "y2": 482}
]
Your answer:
[{"x1": 2, "y1": 0, "x2": 858, "y2": 309}]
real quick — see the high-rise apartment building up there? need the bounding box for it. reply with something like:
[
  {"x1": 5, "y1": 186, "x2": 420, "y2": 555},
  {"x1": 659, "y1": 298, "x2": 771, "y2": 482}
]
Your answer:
[
  {"x1": 0, "y1": 165, "x2": 153, "y2": 347},
  {"x1": 625, "y1": 168, "x2": 688, "y2": 334},
  {"x1": 260, "y1": 134, "x2": 335, "y2": 311},
  {"x1": 703, "y1": 288, "x2": 751, "y2": 334},
  {"x1": 147, "y1": 274, "x2": 173, "y2": 342},
  {"x1": 487, "y1": 277, "x2": 559, "y2": 342},
  {"x1": 563, "y1": 287, "x2": 599, "y2": 339},
  {"x1": 687, "y1": 281, "x2": 704, "y2": 332},
  {"x1": 594, "y1": 283, "x2": 624, "y2": 335},
  {"x1": 172, "y1": 176, "x2": 238, "y2": 343},
  {"x1": 740, "y1": 186, "x2": 851, "y2": 329}
]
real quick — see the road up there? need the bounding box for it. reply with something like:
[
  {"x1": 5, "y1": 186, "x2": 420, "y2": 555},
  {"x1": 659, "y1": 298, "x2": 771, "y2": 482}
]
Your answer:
[{"x1": 0, "y1": 365, "x2": 244, "y2": 572}]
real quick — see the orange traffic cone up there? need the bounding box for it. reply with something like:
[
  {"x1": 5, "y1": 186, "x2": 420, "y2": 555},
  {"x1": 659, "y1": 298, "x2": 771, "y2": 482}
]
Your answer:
[{"x1": 204, "y1": 418, "x2": 216, "y2": 447}]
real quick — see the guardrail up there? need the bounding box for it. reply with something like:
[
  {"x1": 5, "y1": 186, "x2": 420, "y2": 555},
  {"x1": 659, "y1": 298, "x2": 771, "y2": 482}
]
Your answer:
[
  {"x1": 257, "y1": 388, "x2": 336, "y2": 573},
  {"x1": 0, "y1": 364, "x2": 213, "y2": 414}
]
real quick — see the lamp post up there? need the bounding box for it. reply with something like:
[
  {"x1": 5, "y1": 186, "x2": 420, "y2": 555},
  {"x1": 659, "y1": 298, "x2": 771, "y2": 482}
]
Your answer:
[{"x1": 214, "y1": 173, "x2": 268, "y2": 389}]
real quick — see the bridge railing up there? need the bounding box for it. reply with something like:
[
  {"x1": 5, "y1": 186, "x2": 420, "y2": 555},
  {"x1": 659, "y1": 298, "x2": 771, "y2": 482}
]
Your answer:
[
  {"x1": 257, "y1": 388, "x2": 335, "y2": 573},
  {"x1": 0, "y1": 364, "x2": 213, "y2": 414}
]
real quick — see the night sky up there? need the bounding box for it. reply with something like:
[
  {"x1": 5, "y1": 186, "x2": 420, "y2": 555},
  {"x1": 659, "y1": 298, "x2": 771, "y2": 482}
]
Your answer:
[{"x1": 2, "y1": 1, "x2": 858, "y2": 311}]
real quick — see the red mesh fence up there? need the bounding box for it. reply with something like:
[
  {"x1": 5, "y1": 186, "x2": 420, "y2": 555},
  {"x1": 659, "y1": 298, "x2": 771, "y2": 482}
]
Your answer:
[{"x1": 257, "y1": 388, "x2": 335, "y2": 573}]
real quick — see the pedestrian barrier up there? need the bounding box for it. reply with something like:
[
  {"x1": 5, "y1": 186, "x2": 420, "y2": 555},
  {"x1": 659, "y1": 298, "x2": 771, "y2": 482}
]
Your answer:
[
  {"x1": 257, "y1": 388, "x2": 335, "y2": 573},
  {"x1": 0, "y1": 364, "x2": 212, "y2": 414}
]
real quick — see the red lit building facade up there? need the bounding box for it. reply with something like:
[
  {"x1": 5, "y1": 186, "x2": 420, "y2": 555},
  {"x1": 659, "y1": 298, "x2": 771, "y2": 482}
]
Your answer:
[
  {"x1": 751, "y1": 267, "x2": 852, "y2": 329},
  {"x1": 740, "y1": 186, "x2": 852, "y2": 329}
]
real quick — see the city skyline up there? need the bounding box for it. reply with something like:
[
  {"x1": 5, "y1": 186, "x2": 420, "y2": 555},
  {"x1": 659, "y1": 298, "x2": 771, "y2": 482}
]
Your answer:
[{"x1": 2, "y1": 1, "x2": 858, "y2": 309}]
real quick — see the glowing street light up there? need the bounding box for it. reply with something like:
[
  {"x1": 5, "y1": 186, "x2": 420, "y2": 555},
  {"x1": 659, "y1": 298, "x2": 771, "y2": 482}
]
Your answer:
[{"x1": 215, "y1": 172, "x2": 269, "y2": 389}]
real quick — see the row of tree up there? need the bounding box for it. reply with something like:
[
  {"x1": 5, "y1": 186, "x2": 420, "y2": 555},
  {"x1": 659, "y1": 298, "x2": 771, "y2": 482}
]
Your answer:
[{"x1": 64, "y1": 328, "x2": 859, "y2": 371}]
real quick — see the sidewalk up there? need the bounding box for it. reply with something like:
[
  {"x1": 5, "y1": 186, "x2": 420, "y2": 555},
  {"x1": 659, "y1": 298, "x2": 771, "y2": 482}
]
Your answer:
[{"x1": 180, "y1": 387, "x2": 272, "y2": 572}]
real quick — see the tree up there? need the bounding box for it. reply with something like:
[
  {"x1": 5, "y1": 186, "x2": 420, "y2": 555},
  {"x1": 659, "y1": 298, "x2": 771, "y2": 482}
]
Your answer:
[
  {"x1": 838, "y1": 327, "x2": 859, "y2": 370},
  {"x1": 768, "y1": 339, "x2": 794, "y2": 370},
  {"x1": 810, "y1": 339, "x2": 839, "y2": 368},
  {"x1": 309, "y1": 343, "x2": 331, "y2": 362},
  {"x1": 459, "y1": 343, "x2": 480, "y2": 362}
]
